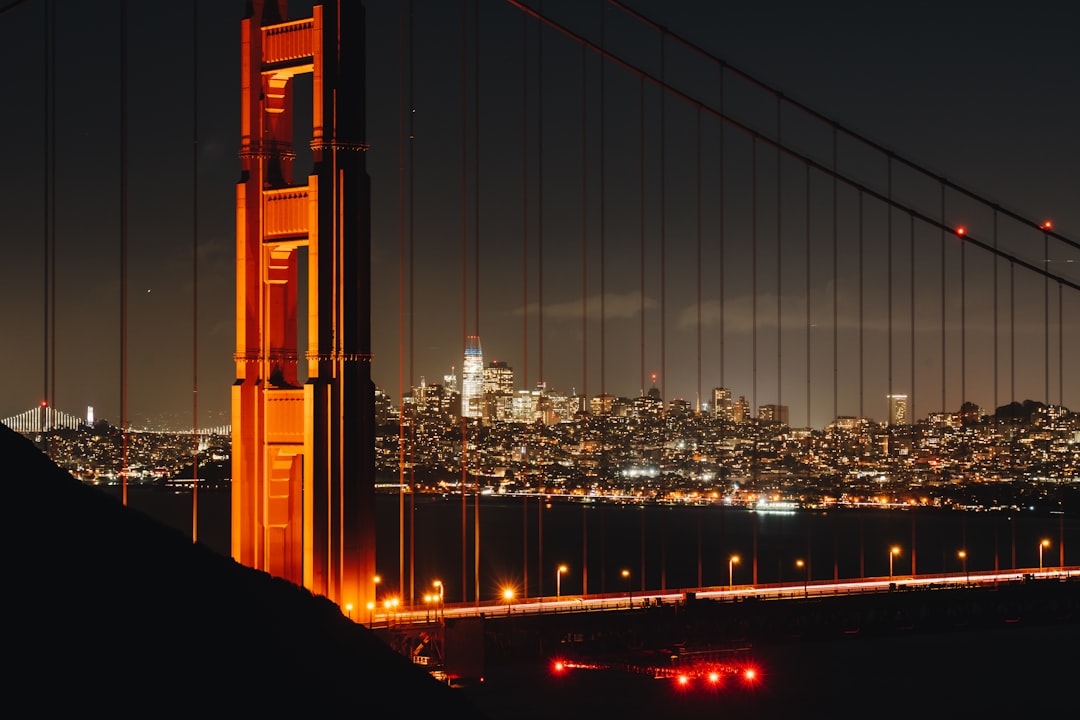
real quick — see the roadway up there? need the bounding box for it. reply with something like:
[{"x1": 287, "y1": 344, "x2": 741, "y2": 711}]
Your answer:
[{"x1": 371, "y1": 565, "x2": 1079, "y2": 626}]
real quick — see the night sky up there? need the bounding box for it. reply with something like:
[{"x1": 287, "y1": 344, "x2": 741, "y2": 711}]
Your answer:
[{"x1": 1, "y1": 0, "x2": 1077, "y2": 430}]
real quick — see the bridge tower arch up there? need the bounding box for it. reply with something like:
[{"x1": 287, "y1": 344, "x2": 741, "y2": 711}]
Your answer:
[{"x1": 232, "y1": 0, "x2": 376, "y2": 615}]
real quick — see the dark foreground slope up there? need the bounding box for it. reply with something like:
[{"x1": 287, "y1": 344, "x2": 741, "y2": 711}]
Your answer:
[{"x1": 1, "y1": 426, "x2": 485, "y2": 716}]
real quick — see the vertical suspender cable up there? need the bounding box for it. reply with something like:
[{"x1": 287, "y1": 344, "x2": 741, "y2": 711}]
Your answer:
[
  {"x1": 43, "y1": 0, "x2": 54, "y2": 444},
  {"x1": 658, "y1": 32, "x2": 669, "y2": 591},
  {"x1": 120, "y1": 0, "x2": 129, "y2": 507},
  {"x1": 1010, "y1": 260, "x2": 1015, "y2": 404},
  {"x1": 751, "y1": 138, "x2": 757, "y2": 421},
  {"x1": 536, "y1": 1, "x2": 544, "y2": 597},
  {"x1": 50, "y1": 0, "x2": 56, "y2": 433},
  {"x1": 831, "y1": 129, "x2": 838, "y2": 423},
  {"x1": 473, "y1": 0, "x2": 481, "y2": 608},
  {"x1": 776, "y1": 98, "x2": 782, "y2": 422},
  {"x1": 600, "y1": 3, "x2": 607, "y2": 485},
  {"x1": 579, "y1": 35, "x2": 588, "y2": 596},
  {"x1": 751, "y1": 136, "x2": 757, "y2": 483},
  {"x1": 520, "y1": 2, "x2": 528, "y2": 600},
  {"x1": 580, "y1": 40, "x2": 587, "y2": 410},
  {"x1": 639, "y1": 74, "x2": 645, "y2": 396},
  {"x1": 961, "y1": 209, "x2": 966, "y2": 404},
  {"x1": 858, "y1": 191, "x2": 863, "y2": 420},
  {"x1": 459, "y1": 0, "x2": 468, "y2": 603},
  {"x1": 992, "y1": 210, "x2": 998, "y2": 412},
  {"x1": 1058, "y1": 283, "x2": 1063, "y2": 407},
  {"x1": 1044, "y1": 227, "x2": 1049, "y2": 405},
  {"x1": 910, "y1": 216, "x2": 915, "y2": 419},
  {"x1": 191, "y1": 0, "x2": 199, "y2": 542},
  {"x1": 805, "y1": 164, "x2": 811, "y2": 427},
  {"x1": 695, "y1": 107, "x2": 701, "y2": 413},
  {"x1": 719, "y1": 70, "x2": 725, "y2": 395},
  {"x1": 659, "y1": 31, "x2": 666, "y2": 423},
  {"x1": 887, "y1": 159, "x2": 893, "y2": 419},
  {"x1": 940, "y1": 186, "x2": 946, "y2": 414},
  {"x1": 396, "y1": 0, "x2": 406, "y2": 600},
  {"x1": 408, "y1": 0, "x2": 416, "y2": 605}
]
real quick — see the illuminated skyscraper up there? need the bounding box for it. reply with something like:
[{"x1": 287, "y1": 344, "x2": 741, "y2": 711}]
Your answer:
[
  {"x1": 887, "y1": 394, "x2": 908, "y2": 425},
  {"x1": 483, "y1": 360, "x2": 514, "y2": 396},
  {"x1": 758, "y1": 404, "x2": 789, "y2": 425},
  {"x1": 462, "y1": 336, "x2": 484, "y2": 419},
  {"x1": 712, "y1": 387, "x2": 732, "y2": 420}
]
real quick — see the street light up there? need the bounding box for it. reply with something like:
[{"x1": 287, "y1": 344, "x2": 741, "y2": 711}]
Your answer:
[
  {"x1": 366, "y1": 601, "x2": 375, "y2": 628},
  {"x1": 958, "y1": 550, "x2": 968, "y2": 584},
  {"x1": 502, "y1": 587, "x2": 515, "y2": 615},
  {"x1": 1039, "y1": 539, "x2": 1051, "y2": 571},
  {"x1": 889, "y1": 546, "x2": 901, "y2": 578},
  {"x1": 622, "y1": 569, "x2": 632, "y2": 608},
  {"x1": 796, "y1": 559, "x2": 807, "y2": 598},
  {"x1": 729, "y1": 555, "x2": 740, "y2": 588},
  {"x1": 556, "y1": 564, "x2": 568, "y2": 599},
  {"x1": 433, "y1": 580, "x2": 444, "y2": 621},
  {"x1": 344, "y1": 603, "x2": 354, "y2": 621}
]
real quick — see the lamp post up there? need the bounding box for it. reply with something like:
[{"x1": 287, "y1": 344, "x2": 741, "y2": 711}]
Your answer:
[
  {"x1": 345, "y1": 603, "x2": 354, "y2": 621},
  {"x1": 889, "y1": 546, "x2": 901, "y2": 578},
  {"x1": 503, "y1": 587, "x2": 515, "y2": 615},
  {"x1": 1039, "y1": 539, "x2": 1051, "y2": 572},
  {"x1": 622, "y1": 569, "x2": 632, "y2": 608},
  {"x1": 796, "y1": 559, "x2": 807, "y2": 598},
  {"x1": 433, "y1": 580, "x2": 444, "y2": 621},
  {"x1": 556, "y1": 565, "x2": 568, "y2": 599},
  {"x1": 729, "y1": 555, "x2": 740, "y2": 588},
  {"x1": 366, "y1": 601, "x2": 375, "y2": 628},
  {"x1": 958, "y1": 550, "x2": 968, "y2": 584}
]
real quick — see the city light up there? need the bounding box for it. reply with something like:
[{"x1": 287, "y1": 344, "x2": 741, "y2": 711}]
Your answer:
[{"x1": 729, "y1": 555, "x2": 740, "y2": 588}]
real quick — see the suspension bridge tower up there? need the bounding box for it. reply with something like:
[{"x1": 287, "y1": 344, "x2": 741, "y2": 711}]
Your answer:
[{"x1": 232, "y1": 0, "x2": 376, "y2": 615}]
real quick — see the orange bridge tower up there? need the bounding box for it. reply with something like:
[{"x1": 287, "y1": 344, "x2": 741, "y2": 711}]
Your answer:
[{"x1": 232, "y1": 0, "x2": 376, "y2": 615}]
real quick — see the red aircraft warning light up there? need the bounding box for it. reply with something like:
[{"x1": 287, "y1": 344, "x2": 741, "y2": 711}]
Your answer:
[
  {"x1": 1041, "y1": 220, "x2": 1053, "y2": 230},
  {"x1": 955, "y1": 226, "x2": 966, "y2": 236}
]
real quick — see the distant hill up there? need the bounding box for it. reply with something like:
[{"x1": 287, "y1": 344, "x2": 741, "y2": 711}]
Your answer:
[{"x1": 1, "y1": 425, "x2": 485, "y2": 716}]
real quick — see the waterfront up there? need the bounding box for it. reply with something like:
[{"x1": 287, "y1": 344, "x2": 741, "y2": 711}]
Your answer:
[{"x1": 100, "y1": 485, "x2": 1076, "y2": 603}]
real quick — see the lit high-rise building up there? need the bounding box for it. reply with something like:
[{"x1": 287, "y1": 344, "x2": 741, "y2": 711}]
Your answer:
[
  {"x1": 758, "y1": 404, "x2": 789, "y2": 426},
  {"x1": 443, "y1": 368, "x2": 458, "y2": 395},
  {"x1": 462, "y1": 335, "x2": 484, "y2": 419},
  {"x1": 887, "y1": 394, "x2": 908, "y2": 425},
  {"x1": 732, "y1": 395, "x2": 751, "y2": 424},
  {"x1": 483, "y1": 360, "x2": 514, "y2": 396},
  {"x1": 712, "y1": 387, "x2": 732, "y2": 420}
]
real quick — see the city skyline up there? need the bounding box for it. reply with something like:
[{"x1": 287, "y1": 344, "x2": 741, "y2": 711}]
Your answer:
[{"x1": 1, "y1": 0, "x2": 1078, "y2": 430}]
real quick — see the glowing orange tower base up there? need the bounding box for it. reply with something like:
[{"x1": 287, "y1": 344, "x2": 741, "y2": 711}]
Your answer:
[{"x1": 231, "y1": 0, "x2": 376, "y2": 616}]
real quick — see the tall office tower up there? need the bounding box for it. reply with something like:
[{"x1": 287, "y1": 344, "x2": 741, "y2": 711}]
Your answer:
[
  {"x1": 887, "y1": 394, "x2": 908, "y2": 425},
  {"x1": 462, "y1": 335, "x2": 484, "y2": 418},
  {"x1": 443, "y1": 368, "x2": 457, "y2": 395},
  {"x1": 712, "y1": 387, "x2": 733, "y2": 420},
  {"x1": 732, "y1": 395, "x2": 751, "y2": 424},
  {"x1": 758, "y1": 404, "x2": 790, "y2": 426},
  {"x1": 483, "y1": 360, "x2": 515, "y2": 396}
]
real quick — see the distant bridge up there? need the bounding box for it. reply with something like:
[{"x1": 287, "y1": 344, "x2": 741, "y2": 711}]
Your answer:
[{"x1": 0, "y1": 405, "x2": 230, "y2": 437}]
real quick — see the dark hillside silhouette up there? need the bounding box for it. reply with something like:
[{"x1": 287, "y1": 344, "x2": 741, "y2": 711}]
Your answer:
[{"x1": 1, "y1": 425, "x2": 485, "y2": 716}]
